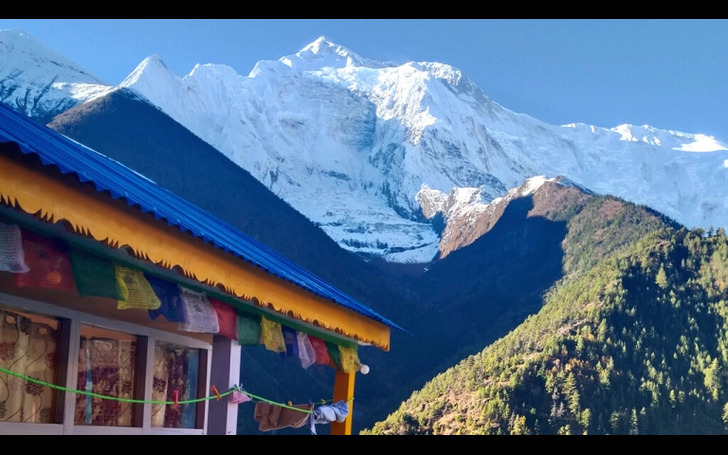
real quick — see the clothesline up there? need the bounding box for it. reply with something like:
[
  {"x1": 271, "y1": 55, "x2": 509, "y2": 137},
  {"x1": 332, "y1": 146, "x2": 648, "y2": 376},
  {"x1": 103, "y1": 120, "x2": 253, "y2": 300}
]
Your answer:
[
  {"x1": 1, "y1": 221, "x2": 358, "y2": 433},
  {"x1": 0, "y1": 365, "x2": 349, "y2": 410}
]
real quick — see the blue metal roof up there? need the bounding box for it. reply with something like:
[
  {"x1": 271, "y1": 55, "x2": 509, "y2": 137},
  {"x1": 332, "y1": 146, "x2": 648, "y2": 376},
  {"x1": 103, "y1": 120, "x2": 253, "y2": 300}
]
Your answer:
[{"x1": 0, "y1": 101, "x2": 405, "y2": 333}]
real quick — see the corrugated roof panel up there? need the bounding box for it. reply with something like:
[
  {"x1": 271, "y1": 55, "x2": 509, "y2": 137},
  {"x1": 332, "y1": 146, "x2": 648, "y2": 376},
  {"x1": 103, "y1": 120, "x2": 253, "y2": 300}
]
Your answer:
[{"x1": 0, "y1": 102, "x2": 405, "y2": 333}]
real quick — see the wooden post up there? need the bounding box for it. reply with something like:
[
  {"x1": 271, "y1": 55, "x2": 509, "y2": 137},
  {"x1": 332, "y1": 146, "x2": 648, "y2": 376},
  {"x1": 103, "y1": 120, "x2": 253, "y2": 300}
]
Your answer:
[{"x1": 330, "y1": 369, "x2": 355, "y2": 435}]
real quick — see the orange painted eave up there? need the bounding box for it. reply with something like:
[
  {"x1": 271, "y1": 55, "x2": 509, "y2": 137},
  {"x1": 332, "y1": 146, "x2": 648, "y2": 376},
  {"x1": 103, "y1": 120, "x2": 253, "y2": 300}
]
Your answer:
[{"x1": 0, "y1": 151, "x2": 391, "y2": 351}]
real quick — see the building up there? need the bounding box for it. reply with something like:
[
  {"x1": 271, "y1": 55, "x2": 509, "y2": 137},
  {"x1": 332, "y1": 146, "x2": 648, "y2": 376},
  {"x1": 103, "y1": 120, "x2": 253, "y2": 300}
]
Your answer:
[{"x1": 0, "y1": 101, "x2": 402, "y2": 435}]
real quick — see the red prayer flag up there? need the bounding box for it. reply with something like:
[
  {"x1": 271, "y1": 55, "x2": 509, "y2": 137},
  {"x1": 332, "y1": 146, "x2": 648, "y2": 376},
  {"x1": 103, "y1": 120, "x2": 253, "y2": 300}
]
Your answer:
[
  {"x1": 308, "y1": 335, "x2": 331, "y2": 366},
  {"x1": 15, "y1": 230, "x2": 75, "y2": 291},
  {"x1": 209, "y1": 297, "x2": 238, "y2": 340}
]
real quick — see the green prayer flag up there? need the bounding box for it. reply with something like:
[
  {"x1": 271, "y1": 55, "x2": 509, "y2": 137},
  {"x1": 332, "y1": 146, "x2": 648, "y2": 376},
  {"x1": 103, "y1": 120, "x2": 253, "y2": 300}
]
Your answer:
[
  {"x1": 326, "y1": 341, "x2": 341, "y2": 369},
  {"x1": 236, "y1": 312, "x2": 261, "y2": 346},
  {"x1": 69, "y1": 248, "x2": 127, "y2": 300}
]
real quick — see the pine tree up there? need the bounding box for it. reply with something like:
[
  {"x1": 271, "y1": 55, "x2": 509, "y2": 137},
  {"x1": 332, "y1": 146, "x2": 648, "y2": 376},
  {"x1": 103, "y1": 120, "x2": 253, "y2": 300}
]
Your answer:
[{"x1": 656, "y1": 265, "x2": 669, "y2": 289}]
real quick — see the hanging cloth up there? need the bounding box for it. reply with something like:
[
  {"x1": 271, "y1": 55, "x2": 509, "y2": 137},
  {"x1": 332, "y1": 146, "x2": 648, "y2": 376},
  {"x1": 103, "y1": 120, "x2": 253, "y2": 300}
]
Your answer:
[
  {"x1": 338, "y1": 345, "x2": 361, "y2": 374},
  {"x1": 326, "y1": 341, "x2": 341, "y2": 369},
  {"x1": 209, "y1": 297, "x2": 238, "y2": 340},
  {"x1": 145, "y1": 273, "x2": 185, "y2": 322},
  {"x1": 236, "y1": 312, "x2": 261, "y2": 346},
  {"x1": 308, "y1": 400, "x2": 349, "y2": 435},
  {"x1": 229, "y1": 388, "x2": 252, "y2": 404},
  {"x1": 308, "y1": 335, "x2": 330, "y2": 366},
  {"x1": 254, "y1": 401, "x2": 314, "y2": 432},
  {"x1": 296, "y1": 331, "x2": 316, "y2": 369},
  {"x1": 14, "y1": 229, "x2": 75, "y2": 290},
  {"x1": 178, "y1": 286, "x2": 219, "y2": 333},
  {"x1": 260, "y1": 317, "x2": 286, "y2": 353},
  {"x1": 69, "y1": 247, "x2": 127, "y2": 300},
  {"x1": 0, "y1": 221, "x2": 29, "y2": 273},
  {"x1": 115, "y1": 265, "x2": 161, "y2": 310},
  {"x1": 280, "y1": 325, "x2": 298, "y2": 359}
]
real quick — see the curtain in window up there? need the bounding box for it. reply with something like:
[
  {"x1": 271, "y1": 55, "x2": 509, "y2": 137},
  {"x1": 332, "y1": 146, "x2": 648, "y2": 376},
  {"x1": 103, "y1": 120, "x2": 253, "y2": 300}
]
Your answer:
[
  {"x1": 74, "y1": 337, "x2": 136, "y2": 426},
  {"x1": 151, "y1": 342, "x2": 199, "y2": 428},
  {"x1": 0, "y1": 308, "x2": 58, "y2": 423}
]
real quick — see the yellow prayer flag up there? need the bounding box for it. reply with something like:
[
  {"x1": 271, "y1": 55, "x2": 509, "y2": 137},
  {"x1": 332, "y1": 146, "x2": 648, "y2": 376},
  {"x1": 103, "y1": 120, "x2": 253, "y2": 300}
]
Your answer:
[
  {"x1": 115, "y1": 265, "x2": 161, "y2": 310},
  {"x1": 261, "y1": 317, "x2": 286, "y2": 353},
  {"x1": 339, "y1": 345, "x2": 361, "y2": 373}
]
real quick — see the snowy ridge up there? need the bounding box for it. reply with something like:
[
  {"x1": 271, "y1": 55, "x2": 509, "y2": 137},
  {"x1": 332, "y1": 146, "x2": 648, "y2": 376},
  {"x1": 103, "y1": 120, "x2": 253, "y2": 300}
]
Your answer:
[
  {"x1": 0, "y1": 30, "x2": 113, "y2": 119},
  {"x1": 73, "y1": 36, "x2": 728, "y2": 262},
  {"x1": 3, "y1": 31, "x2": 728, "y2": 263}
]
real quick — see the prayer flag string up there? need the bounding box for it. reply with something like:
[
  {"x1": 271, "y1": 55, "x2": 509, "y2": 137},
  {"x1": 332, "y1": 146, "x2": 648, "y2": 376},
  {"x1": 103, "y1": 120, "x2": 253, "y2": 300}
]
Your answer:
[{"x1": 0, "y1": 365, "x2": 351, "y2": 411}]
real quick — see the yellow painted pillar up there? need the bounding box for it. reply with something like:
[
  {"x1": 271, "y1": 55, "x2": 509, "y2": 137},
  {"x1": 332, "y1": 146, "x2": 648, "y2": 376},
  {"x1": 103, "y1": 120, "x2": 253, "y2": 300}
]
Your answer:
[{"x1": 330, "y1": 369, "x2": 355, "y2": 435}]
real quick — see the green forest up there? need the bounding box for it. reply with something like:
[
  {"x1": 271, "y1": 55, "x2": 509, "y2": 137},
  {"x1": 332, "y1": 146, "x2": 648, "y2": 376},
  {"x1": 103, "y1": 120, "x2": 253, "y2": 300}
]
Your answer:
[{"x1": 363, "y1": 194, "x2": 728, "y2": 435}]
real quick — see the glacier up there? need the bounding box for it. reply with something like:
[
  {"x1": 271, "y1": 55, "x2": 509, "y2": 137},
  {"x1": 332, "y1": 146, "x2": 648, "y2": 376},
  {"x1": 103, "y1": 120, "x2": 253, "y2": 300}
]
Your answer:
[{"x1": 2, "y1": 31, "x2": 727, "y2": 263}]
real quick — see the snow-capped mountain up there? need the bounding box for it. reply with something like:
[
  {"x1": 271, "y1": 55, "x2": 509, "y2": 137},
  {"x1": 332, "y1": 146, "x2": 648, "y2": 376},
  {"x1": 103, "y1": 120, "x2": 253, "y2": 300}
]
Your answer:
[
  {"x1": 0, "y1": 30, "x2": 112, "y2": 123},
  {"x1": 2, "y1": 30, "x2": 727, "y2": 263}
]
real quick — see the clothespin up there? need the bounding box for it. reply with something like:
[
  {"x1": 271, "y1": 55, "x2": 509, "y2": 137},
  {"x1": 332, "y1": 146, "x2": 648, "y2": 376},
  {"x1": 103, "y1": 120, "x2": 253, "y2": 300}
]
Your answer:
[
  {"x1": 173, "y1": 390, "x2": 179, "y2": 407},
  {"x1": 211, "y1": 385, "x2": 221, "y2": 401}
]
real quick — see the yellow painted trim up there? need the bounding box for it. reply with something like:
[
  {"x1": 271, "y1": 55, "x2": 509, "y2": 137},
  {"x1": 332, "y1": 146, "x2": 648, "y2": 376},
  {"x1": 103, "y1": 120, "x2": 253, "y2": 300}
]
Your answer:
[{"x1": 0, "y1": 153, "x2": 390, "y2": 350}]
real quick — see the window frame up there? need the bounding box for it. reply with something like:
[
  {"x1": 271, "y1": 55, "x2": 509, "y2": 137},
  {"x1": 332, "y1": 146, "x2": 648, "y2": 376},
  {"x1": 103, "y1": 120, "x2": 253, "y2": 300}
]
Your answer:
[{"x1": 0, "y1": 291, "x2": 212, "y2": 435}]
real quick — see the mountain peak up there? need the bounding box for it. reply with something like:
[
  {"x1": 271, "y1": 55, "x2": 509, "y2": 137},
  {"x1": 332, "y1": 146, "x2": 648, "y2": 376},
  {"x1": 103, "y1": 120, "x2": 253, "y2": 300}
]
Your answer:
[
  {"x1": 0, "y1": 28, "x2": 104, "y2": 84},
  {"x1": 301, "y1": 35, "x2": 339, "y2": 53},
  {"x1": 119, "y1": 53, "x2": 186, "y2": 101},
  {"x1": 278, "y1": 35, "x2": 377, "y2": 71},
  {"x1": 120, "y1": 54, "x2": 168, "y2": 86},
  {"x1": 299, "y1": 35, "x2": 358, "y2": 62},
  {"x1": 0, "y1": 28, "x2": 109, "y2": 122}
]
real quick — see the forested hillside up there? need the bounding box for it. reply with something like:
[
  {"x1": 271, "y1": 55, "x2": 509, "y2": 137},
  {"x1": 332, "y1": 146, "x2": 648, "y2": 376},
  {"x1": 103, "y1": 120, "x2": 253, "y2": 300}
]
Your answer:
[
  {"x1": 37, "y1": 89, "x2": 727, "y2": 434},
  {"x1": 364, "y1": 200, "x2": 728, "y2": 435}
]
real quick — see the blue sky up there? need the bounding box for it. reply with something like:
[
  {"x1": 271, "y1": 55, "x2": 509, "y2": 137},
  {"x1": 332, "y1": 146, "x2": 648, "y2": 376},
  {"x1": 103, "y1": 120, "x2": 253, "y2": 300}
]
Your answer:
[{"x1": 1, "y1": 19, "x2": 726, "y2": 142}]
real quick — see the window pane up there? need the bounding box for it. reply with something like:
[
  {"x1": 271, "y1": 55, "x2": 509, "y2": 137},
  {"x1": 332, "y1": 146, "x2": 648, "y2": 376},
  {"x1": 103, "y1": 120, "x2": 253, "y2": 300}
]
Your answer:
[
  {"x1": 75, "y1": 325, "x2": 137, "y2": 427},
  {"x1": 152, "y1": 341, "x2": 200, "y2": 428},
  {"x1": 0, "y1": 305, "x2": 60, "y2": 424}
]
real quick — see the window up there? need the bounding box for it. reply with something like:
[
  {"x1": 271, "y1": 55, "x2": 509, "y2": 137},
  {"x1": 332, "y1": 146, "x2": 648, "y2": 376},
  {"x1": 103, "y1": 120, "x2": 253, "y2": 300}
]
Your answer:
[
  {"x1": 0, "y1": 295, "x2": 211, "y2": 435},
  {"x1": 75, "y1": 325, "x2": 138, "y2": 427},
  {"x1": 0, "y1": 307, "x2": 60, "y2": 424},
  {"x1": 152, "y1": 341, "x2": 201, "y2": 428}
]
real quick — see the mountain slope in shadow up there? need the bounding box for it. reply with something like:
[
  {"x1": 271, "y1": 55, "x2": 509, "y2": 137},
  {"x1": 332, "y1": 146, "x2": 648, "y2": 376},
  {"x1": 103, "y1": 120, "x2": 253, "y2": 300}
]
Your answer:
[
  {"x1": 46, "y1": 89, "x2": 411, "y2": 434},
  {"x1": 357, "y1": 184, "x2": 578, "y2": 427},
  {"x1": 45, "y1": 91, "x2": 610, "y2": 434}
]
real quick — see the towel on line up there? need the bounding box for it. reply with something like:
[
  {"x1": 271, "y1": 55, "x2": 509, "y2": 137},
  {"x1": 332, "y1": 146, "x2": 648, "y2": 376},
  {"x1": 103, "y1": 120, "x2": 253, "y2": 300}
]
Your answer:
[{"x1": 254, "y1": 401, "x2": 314, "y2": 432}]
